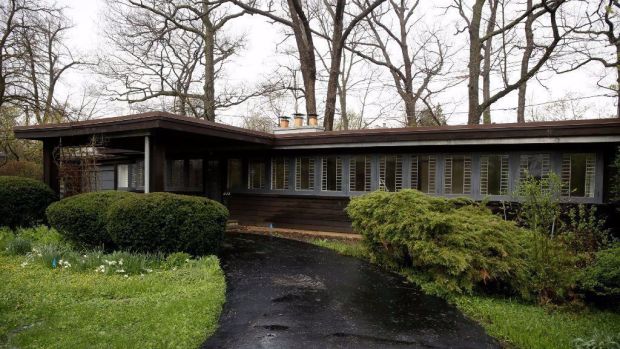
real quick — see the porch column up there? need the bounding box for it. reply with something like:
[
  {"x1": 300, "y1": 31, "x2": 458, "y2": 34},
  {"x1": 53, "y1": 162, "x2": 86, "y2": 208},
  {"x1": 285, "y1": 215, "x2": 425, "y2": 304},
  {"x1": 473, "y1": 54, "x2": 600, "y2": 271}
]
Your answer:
[
  {"x1": 43, "y1": 139, "x2": 59, "y2": 195},
  {"x1": 144, "y1": 136, "x2": 150, "y2": 193}
]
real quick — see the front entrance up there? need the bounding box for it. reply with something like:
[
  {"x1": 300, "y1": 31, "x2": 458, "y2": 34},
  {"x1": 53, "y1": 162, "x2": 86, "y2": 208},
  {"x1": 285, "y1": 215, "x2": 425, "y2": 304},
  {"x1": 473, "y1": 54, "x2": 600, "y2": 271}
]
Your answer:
[{"x1": 205, "y1": 159, "x2": 223, "y2": 202}]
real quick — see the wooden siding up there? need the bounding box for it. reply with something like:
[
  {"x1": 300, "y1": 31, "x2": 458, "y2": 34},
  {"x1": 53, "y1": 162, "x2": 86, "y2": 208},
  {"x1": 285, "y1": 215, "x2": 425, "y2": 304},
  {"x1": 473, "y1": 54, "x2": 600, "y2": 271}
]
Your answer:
[{"x1": 228, "y1": 193, "x2": 353, "y2": 233}]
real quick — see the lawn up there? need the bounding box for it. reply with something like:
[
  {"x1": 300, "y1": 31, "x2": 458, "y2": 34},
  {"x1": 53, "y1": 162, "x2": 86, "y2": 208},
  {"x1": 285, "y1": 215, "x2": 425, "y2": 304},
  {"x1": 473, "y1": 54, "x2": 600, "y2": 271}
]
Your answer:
[
  {"x1": 310, "y1": 238, "x2": 620, "y2": 349},
  {"x1": 0, "y1": 253, "x2": 226, "y2": 348}
]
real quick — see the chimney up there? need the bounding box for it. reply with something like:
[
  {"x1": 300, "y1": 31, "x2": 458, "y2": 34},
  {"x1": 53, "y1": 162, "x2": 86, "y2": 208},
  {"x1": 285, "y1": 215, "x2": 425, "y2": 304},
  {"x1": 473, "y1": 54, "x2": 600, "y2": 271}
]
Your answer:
[
  {"x1": 273, "y1": 112, "x2": 324, "y2": 134},
  {"x1": 278, "y1": 115, "x2": 290, "y2": 128},
  {"x1": 293, "y1": 113, "x2": 304, "y2": 127},
  {"x1": 307, "y1": 113, "x2": 318, "y2": 126}
]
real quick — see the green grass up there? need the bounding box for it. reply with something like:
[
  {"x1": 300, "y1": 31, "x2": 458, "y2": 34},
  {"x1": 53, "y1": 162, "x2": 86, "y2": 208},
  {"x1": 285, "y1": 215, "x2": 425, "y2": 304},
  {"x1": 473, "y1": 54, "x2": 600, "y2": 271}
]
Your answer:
[
  {"x1": 454, "y1": 296, "x2": 620, "y2": 349},
  {"x1": 311, "y1": 238, "x2": 369, "y2": 259},
  {"x1": 310, "y1": 238, "x2": 620, "y2": 349},
  {"x1": 0, "y1": 254, "x2": 226, "y2": 348}
]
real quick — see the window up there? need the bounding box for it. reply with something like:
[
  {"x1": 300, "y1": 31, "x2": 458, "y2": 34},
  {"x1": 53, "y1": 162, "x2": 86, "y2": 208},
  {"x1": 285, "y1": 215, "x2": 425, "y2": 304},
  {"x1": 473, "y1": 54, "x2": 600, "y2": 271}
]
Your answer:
[
  {"x1": 188, "y1": 159, "x2": 203, "y2": 190},
  {"x1": 321, "y1": 156, "x2": 342, "y2": 191},
  {"x1": 248, "y1": 159, "x2": 266, "y2": 189},
  {"x1": 349, "y1": 155, "x2": 371, "y2": 192},
  {"x1": 227, "y1": 159, "x2": 242, "y2": 190},
  {"x1": 480, "y1": 155, "x2": 509, "y2": 196},
  {"x1": 411, "y1": 155, "x2": 436, "y2": 193},
  {"x1": 117, "y1": 161, "x2": 144, "y2": 190},
  {"x1": 165, "y1": 159, "x2": 203, "y2": 191},
  {"x1": 295, "y1": 157, "x2": 315, "y2": 191},
  {"x1": 561, "y1": 153, "x2": 595, "y2": 198},
  {"x1": 271, "y1": 157, "x2": 289, "y2": 190},
  {"x1": 444, "y1": 155, "x2": 472, "y2": 195},
  {"x1": 117, "y1": 164, "x2": 129, "y2": 188},
  {"x1": 379, "y1": 155, "x2": 403, "y2": 192},
  {"x1": 520, "y1": 154, "x2": 550, "y2": 181},
  {"x1": 130, "y1": 161, "x2": 145, "y2": 189}
]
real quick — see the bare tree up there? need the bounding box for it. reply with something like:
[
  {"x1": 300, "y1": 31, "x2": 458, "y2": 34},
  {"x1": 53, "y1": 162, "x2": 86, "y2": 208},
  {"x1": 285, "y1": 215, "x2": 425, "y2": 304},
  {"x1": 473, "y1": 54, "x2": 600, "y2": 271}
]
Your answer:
[
  {"x1": 452, "y1": 0, "x2": 569, "y2": 124},
  {"x1": 0, "y1": 0, "x2": 88, "y2": 125},
  {"x1": 228, "y1": 0, "x2": 386, "y2": 130},
  {"x1": 551, "y1": 0, "x2": 620, "y2": 118},
  {"x1": 20, "y1": 12, "x2": 87, "y2": 124},
  {"x1": 102, "y1": 0, "x2": 256, "y2": 121},
  {"x1": 350, "y1": 0, "x2": 452, "y2": 127}
]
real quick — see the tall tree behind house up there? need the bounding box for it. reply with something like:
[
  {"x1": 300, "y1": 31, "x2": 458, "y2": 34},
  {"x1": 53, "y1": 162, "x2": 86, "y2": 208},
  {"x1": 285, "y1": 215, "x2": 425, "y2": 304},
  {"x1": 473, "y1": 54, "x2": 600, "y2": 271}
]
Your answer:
[
  {"x1": 550, "y1": 0, "x2": 620, "y2": 119},
  {"x1": 229, "y1": 0, "x2": 386, "y2": 130},
  {"x1": 351, "y1": 0, "x2": 452, "y2": 127},
  {"x1": 102, "y1": 0, "x2": 266, "y2": 121},
  {"x1": 452, "y1": 0, "x2": 570, "y2": 125}
]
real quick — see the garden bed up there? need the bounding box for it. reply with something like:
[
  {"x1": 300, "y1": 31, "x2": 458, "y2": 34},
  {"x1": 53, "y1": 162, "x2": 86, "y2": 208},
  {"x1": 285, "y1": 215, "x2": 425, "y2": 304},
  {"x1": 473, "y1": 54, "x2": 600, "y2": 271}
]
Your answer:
[{"x1": 0, "y1": 227, "x2": 226, "y2": 348}]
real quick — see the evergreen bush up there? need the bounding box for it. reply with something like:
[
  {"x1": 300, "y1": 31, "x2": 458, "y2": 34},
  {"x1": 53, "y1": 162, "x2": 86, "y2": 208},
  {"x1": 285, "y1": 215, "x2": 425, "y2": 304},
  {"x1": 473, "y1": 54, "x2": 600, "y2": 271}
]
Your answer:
[
  {"x1": 346, "y1": 190, "x2": 532, "y2": 298},
  {"x1": 0, "y1": 176, "x2": 56, "y2": 228}
]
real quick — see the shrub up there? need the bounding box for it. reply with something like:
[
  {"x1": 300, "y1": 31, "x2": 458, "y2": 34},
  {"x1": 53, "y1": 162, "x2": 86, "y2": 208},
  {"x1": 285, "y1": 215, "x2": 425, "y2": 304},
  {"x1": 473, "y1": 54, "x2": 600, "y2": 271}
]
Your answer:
[
  {"x1": 0, "y1": 227, "x2": 14, "y2": 251},
  {"x1": 107, "y1": 192, "x2": 229, "y2": 255},
  {"x1": 0, "y1": 160, "x2": 43, "y2": 180},
  {"x1": 6, "y1": 236, "x2": 32, "y2": 255},
  {"x1": 516, "y1": 173, "x2": 562, "y2": 237},
  {"x1": 15, "y1": 225, "x2": 65, "y2": 246},
  {"x1": 577, "y1": 246, "x2": 620, "y2": 307},
  {"x1": 346, "y1": 190, "x2": 531, "y2": 298},
  {"x1": 46, "y1": 191, "x2": 136, "y2": 249},
  {"x1": 0, "y1": 176, "x2": 56, "y2": 228}
]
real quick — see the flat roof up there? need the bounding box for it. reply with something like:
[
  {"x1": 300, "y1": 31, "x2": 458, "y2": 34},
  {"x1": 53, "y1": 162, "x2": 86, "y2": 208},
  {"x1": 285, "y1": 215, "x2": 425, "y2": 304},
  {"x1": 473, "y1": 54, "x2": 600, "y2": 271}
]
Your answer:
[{"x1": 13, "y1": 111, "x2": 620, "y2": 148}]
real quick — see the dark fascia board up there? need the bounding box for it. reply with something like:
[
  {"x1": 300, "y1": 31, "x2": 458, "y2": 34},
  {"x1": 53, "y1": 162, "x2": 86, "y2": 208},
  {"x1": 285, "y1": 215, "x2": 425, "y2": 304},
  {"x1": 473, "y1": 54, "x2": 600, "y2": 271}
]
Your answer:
[
  {"x1": 13, "y1": 111, "x2": 274, "y2": 145},
  {"x1": 13, "y1": 111, "x2": 620, "y2": 148},
  {"x1": 272, "y1": 118, "x2": 620, "y2": 147}
]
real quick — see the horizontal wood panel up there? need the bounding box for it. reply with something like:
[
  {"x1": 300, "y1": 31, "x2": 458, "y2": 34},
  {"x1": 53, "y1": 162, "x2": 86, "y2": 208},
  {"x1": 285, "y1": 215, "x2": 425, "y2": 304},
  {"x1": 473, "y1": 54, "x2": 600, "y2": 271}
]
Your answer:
[{"x1": 228, "y1": 194, "x2": 354, "y2": 233}]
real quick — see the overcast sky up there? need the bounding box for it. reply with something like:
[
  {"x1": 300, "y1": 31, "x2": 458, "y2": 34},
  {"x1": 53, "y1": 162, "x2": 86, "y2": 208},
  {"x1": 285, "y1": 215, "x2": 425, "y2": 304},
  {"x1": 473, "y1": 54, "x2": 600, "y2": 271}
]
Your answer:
[{"x1": 57, "y1": 0, "x2": 617, "y2": 127}]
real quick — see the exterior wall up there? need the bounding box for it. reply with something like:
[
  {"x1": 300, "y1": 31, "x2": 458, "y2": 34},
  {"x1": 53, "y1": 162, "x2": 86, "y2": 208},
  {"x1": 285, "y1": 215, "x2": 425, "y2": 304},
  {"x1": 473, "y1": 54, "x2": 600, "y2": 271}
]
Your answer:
[
  {"x1": 227, "y1": 193, "x2": 352, "y2": 232},
  {"x1": 229, "y1": 149, "x2": 609, "y2": 204}
]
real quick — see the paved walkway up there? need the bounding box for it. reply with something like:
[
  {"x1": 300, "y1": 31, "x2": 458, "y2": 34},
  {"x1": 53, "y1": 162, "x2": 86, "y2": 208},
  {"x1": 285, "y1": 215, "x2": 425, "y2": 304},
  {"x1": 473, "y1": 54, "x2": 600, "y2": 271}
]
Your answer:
[{"x1": 202, "y1": 234, "x2": 499, "y2": 349}]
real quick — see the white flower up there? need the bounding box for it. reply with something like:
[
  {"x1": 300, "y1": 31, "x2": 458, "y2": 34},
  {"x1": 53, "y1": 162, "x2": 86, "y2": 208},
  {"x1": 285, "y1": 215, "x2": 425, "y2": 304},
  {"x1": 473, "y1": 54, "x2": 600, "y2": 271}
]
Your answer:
[
  {"x1": 144, "y1": 268, "x2": 153, "y2": 273},
  {"x1": 95, "y1": 265, "x2": 106, "y2": 273},
  {"x1": 20, "y1": 262, "x2": 28, "y2": 268},
  {"x1": 116, "y1": 269, "x2": 125, "y2": 273},
  {"x1": 118, "y1": 259, "x2": 123, "y2": 266},
  {"x1": 104, "y1": 259, "x2": 117, "y2": 266},
  {"x1": 124, "y1": 274, "x2": 129, "y2": 278}
]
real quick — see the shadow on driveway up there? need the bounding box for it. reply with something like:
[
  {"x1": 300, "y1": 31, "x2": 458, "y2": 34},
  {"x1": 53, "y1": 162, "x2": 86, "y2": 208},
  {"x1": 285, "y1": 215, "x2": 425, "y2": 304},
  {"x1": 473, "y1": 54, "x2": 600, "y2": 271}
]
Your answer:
[{"x1": 202, "y1": 233, "x2": 499, "y2": 349}]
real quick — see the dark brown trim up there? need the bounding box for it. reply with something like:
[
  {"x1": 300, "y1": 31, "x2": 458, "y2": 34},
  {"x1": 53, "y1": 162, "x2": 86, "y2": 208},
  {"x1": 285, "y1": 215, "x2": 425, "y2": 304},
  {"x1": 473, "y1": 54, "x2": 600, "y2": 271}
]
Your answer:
[{"x1": 14, "y1": 112, "x2": 620, "y2": 150}]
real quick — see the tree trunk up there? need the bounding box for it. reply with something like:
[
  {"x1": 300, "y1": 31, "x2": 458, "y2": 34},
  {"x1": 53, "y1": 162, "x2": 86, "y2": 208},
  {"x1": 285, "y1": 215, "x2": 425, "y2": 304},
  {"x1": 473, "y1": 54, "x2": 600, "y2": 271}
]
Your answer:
[
  {"x1": 323, "y1": 0, "x2": 345, "y2": 131},
  {"x1": 404, "y1": 95, "x2": 416, "y2": 127},
  {"x1": 202, "y1": 0, "x2": 216, "y2": 121},
  {"x1": 482, "y1": 0, "x2": 499, "y2": 124},
  {"x1": 517, "y1": 0, "x2": 534, "y2": 123},
  {"x1": 287, "y1": 0, "x2": 317, "y2": 119},
  {"x1": 467, "y1": 0, "x2": 485, "y2": 125}
]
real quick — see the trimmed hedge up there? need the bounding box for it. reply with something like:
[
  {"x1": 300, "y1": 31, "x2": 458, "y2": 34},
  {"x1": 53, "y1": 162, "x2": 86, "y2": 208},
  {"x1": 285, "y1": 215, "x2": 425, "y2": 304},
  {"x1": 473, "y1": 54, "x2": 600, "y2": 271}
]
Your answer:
[
  {"x1": 346, "y1": 190, "x2": 532, "y2": 298},
  {"x1": 46, "y1": 191, "x2": 136, "y2": 249},
  {"x1": 0, "y1": 176, "x2": 56, "y2": 228},
  {"x1": 107, "y1": 192, "x2": 229, "y2": 255}
]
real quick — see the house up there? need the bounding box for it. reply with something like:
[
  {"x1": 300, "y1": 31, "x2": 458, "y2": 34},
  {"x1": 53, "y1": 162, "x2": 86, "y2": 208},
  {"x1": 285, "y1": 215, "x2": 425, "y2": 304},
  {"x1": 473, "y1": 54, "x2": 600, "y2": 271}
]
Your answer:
[{"x1": 13, "y1": 111, "x2": 620, "y2": 233}]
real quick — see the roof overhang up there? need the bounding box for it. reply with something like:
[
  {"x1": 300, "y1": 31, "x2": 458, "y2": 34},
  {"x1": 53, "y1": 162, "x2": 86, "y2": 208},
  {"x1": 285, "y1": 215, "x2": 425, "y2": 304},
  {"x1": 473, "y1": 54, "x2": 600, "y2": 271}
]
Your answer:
[
  {"x1": 13, "y1": 111, "x2": 274, "y2": 146},
  {"x1": 13, "y1": 112, "x2": 620, "y2": 150}
]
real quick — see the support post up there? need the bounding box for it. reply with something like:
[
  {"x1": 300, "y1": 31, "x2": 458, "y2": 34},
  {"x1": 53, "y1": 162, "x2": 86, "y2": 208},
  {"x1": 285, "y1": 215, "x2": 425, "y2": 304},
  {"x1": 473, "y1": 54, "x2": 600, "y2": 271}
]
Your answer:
[
  {"x1": 43, "y1": 139, "x2": 60, "y2": 196},
  {"x1": 144, "y1": 135, "x2": 150, "y2": 193},
  {"x1": 148, "y1": 132, "x2": 166, "y2": 192}
]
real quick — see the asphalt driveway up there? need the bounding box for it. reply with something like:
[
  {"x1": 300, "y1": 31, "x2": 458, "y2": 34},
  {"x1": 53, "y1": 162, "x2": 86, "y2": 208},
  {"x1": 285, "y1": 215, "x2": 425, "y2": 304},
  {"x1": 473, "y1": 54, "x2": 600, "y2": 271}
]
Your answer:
[{"x1": 202, "y1": 233, "x2": 499, "y2": 349}]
